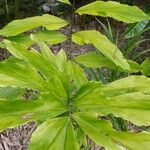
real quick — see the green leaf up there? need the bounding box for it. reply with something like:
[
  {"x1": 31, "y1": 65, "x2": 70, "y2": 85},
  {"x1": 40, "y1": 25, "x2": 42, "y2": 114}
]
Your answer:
[
  {"x1": 141, "y1": 57, "x2": 150, "y2": 76},
  {"x1": 103, "y1": 75, "x2": 150, "y2": 95},
  {"x1": 0, "y1": 59, "x2": 44, "y2": 90},
  {"x1": 77, "y1": 80, "x2": 103, "y2": 95},
  {"x1": 73, "y1": 112, "x2": 150, "y2": 150},
  {"x1": 74, "y1": 81, "x2": 150, "y2": 125},
  {"x1": 29, "y1": 117, "x2": 79, "y2": 150},
  {"x1": 0, "y1": 41, "x2": 5, "y2": 48},
  {"x1": 73, "y1": 81, "x2": 103, "y2": 103},
  {"x1": 73, "y1": 81, "x2": 105, "y2": 111},
  {"x1": 0, "y1": 94, "x2": 66, "y2": 131},
  {"x1": 40, "y1": 45, "x2": 72, "y2": 96},
  {"x1": 65, "y1": 118, "x2": 79, "y2": 150},
  {"x1": 106, "y1": 93, "x2": 150, "y2": 125},
  {"x1": 76, "y1": 1, "x2": 150, "y2": 23},
  {"x1": 40, "y1": 42, "x2": 56, "y2": 63},
  {"x1": 4, "y1": 40, "x2": 58, "y2": 78},
  {"x1": 75, "y1": 51, "x2": 116, "y2": 69},
  {"x1": 127, "y1": 60, "x2": 142, "y2": 73},
  {"x1": 73, "y1": 112, "x2": 120, "y2": 150},
  {"x1": 40, "y1": 44, "x2": 72, "y2": 95},
  {"x1": 67, "y1": 61, "x2": 88, "y2": 89},
  {"x1": 72, "y1": 30, "x2": 130, "y2": 70},
  {"x1": 112, "y1": 131, "x2": 150, "y2": 150},
  {"x1": 41, "y1": 42, "x2": 87, "y2": 89},
  {"x1": 4, "y1": 40, "x2": 87, "y2": 91},
  {"x1": 46, "y1": 75, "x2": 69, "y2": 99},
  {"x1": 0, "y1": 57, "x2": 68, "y2": 97},
  {"x1": 8, "y1": 30, "x2": 67, "y2": 46},
  {"x1": 75, "y1": 127, "x2": 87, "y2": 147},
  {"x1": 40, "y1": 43, "x2": 68, "y2": 73},
  {"x1": 57, "y1": 0, "x2": 71, "y2": 5},
  {"x1": 0, "y1": 14, "x2": 68, "y2": 37},
  {"x1": 56, "y1": 49, "x2": 68, "y2": 72},
  {"x1": 125, "y1": 20, "x2": 149, "y2": 38},
  {"x1": 73, "y1": 81, "x2": 104, "y2": 113},
  {"x1": 1, "y1": 40, "x2": 83, "y2": 97},
  {"x1": 75, "y1": 51, "x2": 141, "y2": 73},
  {"x1": 108, "y1": 114, "x2": 128, "y2": 131},
  {"x1": 0, "y1": 74, "x2": 30, "y2": 89},
  {"x1": 0, "y1": 87, "x2": 23, "y2": 100}
]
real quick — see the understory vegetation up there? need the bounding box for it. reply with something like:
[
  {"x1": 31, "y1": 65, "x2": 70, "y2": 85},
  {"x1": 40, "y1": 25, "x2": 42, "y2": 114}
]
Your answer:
[{"x1": 0, "y1": 0, "x2": 150, "y2": 150}]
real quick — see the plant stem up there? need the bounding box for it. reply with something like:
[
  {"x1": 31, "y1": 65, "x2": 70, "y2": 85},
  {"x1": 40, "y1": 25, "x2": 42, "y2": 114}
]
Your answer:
[{"x1": 69, "y1": 0, "x2": 75, "y2": 59}]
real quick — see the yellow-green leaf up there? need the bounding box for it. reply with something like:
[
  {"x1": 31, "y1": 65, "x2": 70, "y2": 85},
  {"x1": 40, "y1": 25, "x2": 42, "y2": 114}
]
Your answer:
[
  {"x1": 29, "y1": 117, "x2": 79, "y2": 150},
  {"x1": 76, "y1": 1, "x2": 150, "y2": 23},
  {"x1": 141, "y1": 57, "x2": 150, "y2": 76},
  {"x1": 0, "y1": 95, "x2": 66, "y2": 131},
  {"x1": 67, "y1": 61, "x2": 88, "y2": 89},
  {"x1": 0, "y1": 14, "x2": 68, "y2": 37},
  {"x1": 75, "y1": 51, "x2": 141, "y2": 73},
  {"x1": 73, "y1": 30, "x2": 130, "y2": 70},
  {"x1": 73, "y1": 112, "x2": 150, "y2": 150},
  {"x1": 57, "y1": 0, "x2": 71, "y2": 5},
  {"x1": 103, "y1": 75, "x2": 150, "y2": 95},
  {"x1": 8, "y1": 30, "x2": 67, "y2": 46},
  {"x1": 74, "y1": 81, "x2": 150, "y2": 125}
]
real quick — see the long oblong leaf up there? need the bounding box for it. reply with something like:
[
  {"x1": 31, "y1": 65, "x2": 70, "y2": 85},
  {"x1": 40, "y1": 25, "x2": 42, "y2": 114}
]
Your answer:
[
  {"x1": 125, "y1": 20, "x2": 149, "y2": 38},
  {"x1": 106, "y1": 93, "x2": 150, "y2": 125},
  {"x1": 8, "y1": 30, "x2": 67, "y2": 46},
  {"x1": 74, "y1": 81, "x2": 150, "y2": 125},
  {"x1": 0, "y1": 14, "x2": 68, "y2": 37},
  {"x1": 72, "y1": 30, "x2": 130, "y2": 70},
  {"x1": 67, "y1": 61, "x2": 88, "y2": 89},
  {"x1": 73, "y1": 112, "x2": 150, "y2": 150},
  {"x1": 0, "y1": 94, "x2": 66, "y2": 132},
  {"x1": 29, "y1": 117, "x2": 79, "y2": 150},
  {"x1": 103, "y1": 75, "x2": 150, "y2": 95},
  {"x1": 76, "y1": 1, "x2": 150, "y2": 23},
  {"x1": 40, "y1": 42, "x2": 87, "y2": 89},
  {"x1": 4, "y1": 40, "x2": 58, "y2": 78},
  {"x1": 0, "y1": 59, "x2": 44, "y2": 90},
  {"x1": 75, "y1": 51, "x2": 141, "y2": 73},
  {"x1": 73, "y1": 112, "x2": 121, "y2": 150}
]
